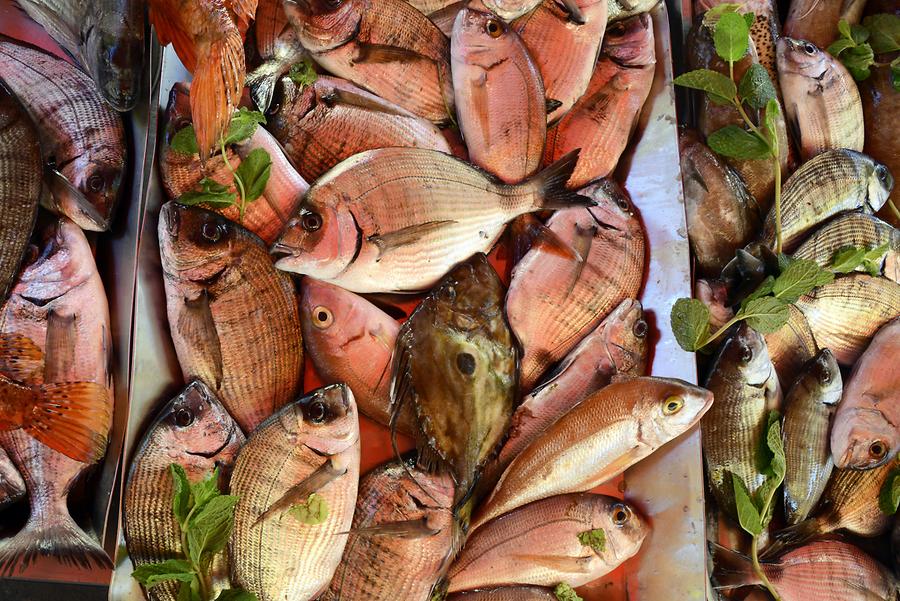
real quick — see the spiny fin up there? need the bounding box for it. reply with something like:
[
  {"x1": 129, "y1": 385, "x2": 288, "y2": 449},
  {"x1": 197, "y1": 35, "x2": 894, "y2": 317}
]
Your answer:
[
  {"x1": 43, "y1": 311, "x2": 76, "y2": 383},
  {"x1": 546, "y1": 98, "x2": 563, "y2": 114},
  {"x1": 190, "y1": 28, "x2": 245, "y2": 161},
  {"x1": 355, "y1": 42, "x2": 439, "y2": 65},
  {"x1": 177, "y1": 291, "x2": 224, "y2": 390},
  {"x1": 509, "y1": 554, "x2": 596, "y2": 573},
  {"x1": 23, "y1": 382, "x2": 111, "y2": 463},
  {"x1": 0, "y1": 333, "x2": 44, "y2": 381},
  {"x1": 252, "y1": 459, "x2": 346, "y2": 527},
  {"x1": 341, "y1": 518, "x2": 441, "y2": 539},
  {"x1": 321, "y1": 86, "x2": 415, "y2": 118},
  {"x1": 709, "y1": 542, "x2": 760, "y2": 590},
  {"x1": 530, "y1": 150, "x2": 592, "y2": 210},
  {"x1": 225, "y1": 0, "x2": 258, "y2": 37},
  {"x1": 368, "y1": 220, "x2": 457, "y2": 260}
]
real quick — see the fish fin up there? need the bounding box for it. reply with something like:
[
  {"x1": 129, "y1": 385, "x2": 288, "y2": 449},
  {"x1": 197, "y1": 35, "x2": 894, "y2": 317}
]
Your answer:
[
  {"x1": 177, "y1": 291, "x2": 225, "y2": 390},
  {"x1": 368, "y1": 221, "x2": 457, "y2": 260},
  {"x1": 22, "y1": 382, "x2": 111, "y2": 463},
  {"x1": 354, "y1": 42, "x2": 439, "y2": 65},
  {"x1": 43, "y1": 168, "x2": 108, "y2": 231},
  {"x1": 771, "y1": 517, "x2": 822, "y2": 548},
  {"x1": 15, "y1": 1, "x2": 84, "y2": 64},
  {"x1": 190, "y1": 29, "x2": 245, "y2": 161},
  {"x1": 559, "y1": 0, "x2": 587, "y2": 23},
  {"x1": 43, "y1": 311, "x2": 76, "y2": 383},
  {"x1": 509, "y1": 554, "x2": 596, "y2": 574},
  {"x1": 319, "y1": 86, "x2": 415, "y2": 118},
  {"x1": 545, "y1": 98, "x2": 564, "y2": 114},
  {"x1": 148, "y1": 6, "x2": 198, "y2": 72},
  {"x1": 246, "y1": 58, "x2": 292, "y2": 113},
  {"x1": 709, "y1": 542, "x2": 759, "y2": 590},
  {"x1": 565, "y1": 223, "x2": 595, "y2": 294},
  {"x1": 0, "y1": 333, "x2": 44, "y2": 381},
  {"x1": 530, "y1": 150, "x2": 592, "y2": 210},
  {"x1": 0, "y1": 507, "x2": 111, "y2": 576},
  {"x1": 225, "y1": 0, "x2": 258, "y2": 37},
  {"x1": 252, "y1": 459, "x2": 346, "y2": 527},
  {"x1": 532, "y1": 220, "x2": 582, "y2": 261},
  {"x1": 342, "y1": 518, "x2": 441, "y2": 539}
]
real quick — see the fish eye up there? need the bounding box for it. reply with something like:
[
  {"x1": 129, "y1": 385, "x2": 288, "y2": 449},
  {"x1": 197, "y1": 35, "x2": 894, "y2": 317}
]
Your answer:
[
  {"x1": 870, "y1": 440, "x2": 888, "y2": 460},
  {"x1": 819, "y1": 368, "x2": 832, "y2": 384},
  {"x1": 739, "y1": 344, "x2": 753, "y2": 364},
  {"x1": 616, "y1": 196, "x2": 630, "y2": 211},
  {"x1": 301, "y1": 212, "x2": 323, "y2": 232},
  {"x1": 612, "y1": 503, "x2": 631, "y2": 526},
  {"x1": 609, "y1": 22, "x2": 626, "y2": 36},
  {"x1": 456, "y1": 352, "x2": 476, "y2": 375},
  {"x1": 662, "y1": 395, "x2": 684, "y2": 415},
  {"x1": 876, "y1": 165, "x2": 891, "y2": 187},
  {"x1": 201, "y1": 221, "x2": 223, "y2": 242},
  {"x1": 802, "y1": 42, "x2": 817, "y2": 55},
  {"x1": 311, "y1": 305, "x2": 333, "y2": 329},
  {"x1": 306, "y1": 400, "x2": 327, "y2": 424},
  {"x1": 439, "y1": 285, "x2": 457, "y2": 303},
  {"x1": 174, "y1": 407, "x2": 194, "y2": 428},
  {"x1": 87, "y1": 174, "x2": 105, "y2": 193},
  {"x1": 632, "y1": 320, "x2": 648, "y2": 338},
  {"x1": 485, "y1": 18, "x2": 503, "y2": 38}
]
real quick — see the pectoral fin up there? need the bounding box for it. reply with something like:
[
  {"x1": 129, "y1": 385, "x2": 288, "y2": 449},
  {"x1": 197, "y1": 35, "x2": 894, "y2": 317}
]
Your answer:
[
  {"x1": 177, "y1": 291, "x2": 224, "y2": 389},
  {"x1": 367, "y1": 221, "x2": 457, "y2": 260},
  {"x1": 253, "y1": 459, "x2": 347, "y2": 527},
  {"x1": 43, "y1": 311, "x2": 76, "y2": 383},
  {"x1": 343, "y1": 517, "x2": 441, "y2": 539},
  {"x1": 355, "y1": 43, "x2": 437, "y2": 65},
  {"x1": 322, "y1": 86, "x2": 415, "y2": 118},
  {"x1": 510, "y1": 554, "x2": 596, "y2": 574}
]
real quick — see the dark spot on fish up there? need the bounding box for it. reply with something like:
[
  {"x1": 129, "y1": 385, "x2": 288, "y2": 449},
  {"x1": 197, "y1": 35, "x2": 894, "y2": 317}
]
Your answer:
[
  {"x1": 305, "y1": 400, "x2": 327, "y2": 424},
  {"x1": 174, "y1": 407, "x2": 194, "y2": 427},
  {"x1": 633, "y1": 320, "x2": 648, "y2": 338},
  {"x1": 739, "y1": 343, "x2": 753, "y2": 364},
  {"x1": 456, "y1": 352, "x2": 476, "y2": 375}
]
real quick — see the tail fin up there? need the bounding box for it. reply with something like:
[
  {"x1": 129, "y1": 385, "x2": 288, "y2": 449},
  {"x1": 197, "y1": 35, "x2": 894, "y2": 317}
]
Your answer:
[
  {"x1": 531, "y1": 150, "x2": 592, "y2": 210},
  {"x1": 246, "y1": 57, "x2": 291, "y2": 113},
  {"x1": 709, "y1": 542, "x2": 760, "y2": 590},
  {"x1": 0, "y1": 509, "x2": 112, "y2": 576},
  {"x1": 771, "y1": 517, "x2": 824, "y2": 549},
  {"x1": 190, "y1": 29, "x2": 245, "y2": 162},
  {"x1": 23, "y1": 382, "x2": 111, "y2": 464}
]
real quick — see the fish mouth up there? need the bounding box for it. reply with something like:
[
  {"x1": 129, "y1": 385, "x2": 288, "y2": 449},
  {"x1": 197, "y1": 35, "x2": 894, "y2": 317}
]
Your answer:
[
  {"x1": 270, "y1": 242, "x2": 297, "y2": 259},
  {"x1": 186, "y1": 421, "x2": 238, "y2": 459}
]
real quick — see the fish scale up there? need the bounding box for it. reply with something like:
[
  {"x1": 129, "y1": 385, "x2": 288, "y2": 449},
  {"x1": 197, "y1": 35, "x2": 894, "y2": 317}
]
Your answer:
[
  {"x1": 793, "y1": 213, "x2": 900, "y2": 282},
  {"x1": 447, "y1": 588, "x2": 558, "y2": 600},
  {"x1": 764, "y1": 304, "x2": 818, "y2": 387}
]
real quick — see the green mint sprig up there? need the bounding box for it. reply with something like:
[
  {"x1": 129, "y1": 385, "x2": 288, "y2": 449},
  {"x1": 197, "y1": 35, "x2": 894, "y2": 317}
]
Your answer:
[
  {"x1": 554, "y1": 583, "x2": 584, "y2": 601},
  {"x1": 828, "y1": 15, "x2": 900, "y2": 89},
  {"x1": 131, "y1": 464, "x2": 257, "y2": 601},
  {"x1": 830, "y1": 242, "x2": 891, "y2": 276},
  {"x1": 880, "y1": 464, "x2": 900, "y2": 515},
  {"x1": 288, "y1": 493, "x2": 329, "y2": 525},
  {"x1": 171, "y1": 108, "x2": 267, "y2": 156},
  {"x1": 288, "y1": 58, "x2": 318, "y2": 87},
  {"x1": 576, "y1": 528, "x2": 606, "y2": 554}
]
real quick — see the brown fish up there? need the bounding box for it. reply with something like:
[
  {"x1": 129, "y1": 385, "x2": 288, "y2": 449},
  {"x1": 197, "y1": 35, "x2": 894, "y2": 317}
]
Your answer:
[
  {"x1": 861, "y1": 62, "x2": 900, "y2": 228},
  {"x1": 764, "y1": 304, "x2": 818, "y2": 387},
  {"x1": 247, "y1": 0, "x2": 307, "y2": 111},
  {"x1": 284, "y1": 0, "x2": 454, "y2": 123},
  {"x1": 0, "y1": 38, "x2": 125, "y2": 231},
  {"x1": 506, "y1": 180, "x2": 645, "y2": 391},
  {"x1": 0, "y1": 82, "x2": 40, "y2": 305},
  {"x1": 323, "y1": 459, "x2": 454, "y2": 600},
  {"x1": 0, "y1": 218, "x2": 113, "y2": 574},
  {"x1": 447, "y1": 588, "x2": 557, "y2": 600},
  {"x1": 543, "y1": 14, "x2": 655, "y2": 188},
  {"x1": 696, "y1": 278, "x2": 736, "y2": 331},
  {"x1": 158, "y1": 202, "x2": 304, "y2": 433},
  {"x1": 473, "y1": 377, "x2": 713, "y2": 530},
  {"x1": 124, "y1": 381, "x2": 245, "y2": 601},
  {"x1": 267, "y1": 75, "x2": 451, "y2": 183},
  {"x1": 451, "y1": 7, "x2": 546, "y2": 183},
  {"x1": 0, "y1": 447, "x2": 24, "y2": 510},
  {"x1": 449, "y1": 494, "x2": 647, "y2": 591},
  {"x1": 513, "y1": 0, "x2": 609, "y2": 123},
  {"x1": 229, "y1": 384, "x2": 360, "y2": 601},
  {"x1": 831, "y1": 318, "x2": 900, "y2": 469},
  {"x1": 784, "y1": 0, "x2": 868, "y2": 50}
]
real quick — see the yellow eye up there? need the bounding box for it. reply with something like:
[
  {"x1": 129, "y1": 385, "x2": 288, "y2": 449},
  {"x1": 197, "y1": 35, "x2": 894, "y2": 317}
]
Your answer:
[
  {"x1": 612, "y1": 503, "x2": 631, "y2": 526},
  {"x1": 663, "y1": 395, "x2": 684, "y2": 415},
  {"x1": 311, "y1": 306, "x2": 333, "y2": 329},
  {"x1": 485, "y1": 19, "x2": 503, "y2": 38}
]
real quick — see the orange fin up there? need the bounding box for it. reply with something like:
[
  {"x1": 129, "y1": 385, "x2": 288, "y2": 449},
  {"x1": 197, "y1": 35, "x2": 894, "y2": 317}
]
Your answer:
[
  {"x1": 0, "y1": 333, "x2": 44, "y2": 381},
  {"x1": 23, "y1": 382, "x2": 111, "y2": 463},
  {"x1": 191, "y1": 27, "x2": 246, "y2": 161},
  {"x1": 148, "y1": 4, "x2": 198, "y2": 72},
  {"x1": 226, "y1": 0, "x2": 259, "y2": 37}
]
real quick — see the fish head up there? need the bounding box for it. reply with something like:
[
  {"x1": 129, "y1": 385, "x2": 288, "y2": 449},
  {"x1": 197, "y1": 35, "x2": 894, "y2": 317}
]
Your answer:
[
  {"x1": 802, "y1": 348, "x2": 842, "y2": 405},
  {"x1": 430, "y1": 254, "x2": 505, "y2": 328},
  {"x1": 776, "y1": 37, "x2": 829, "y2": 81},
  {"x1": 831, "y1": 404, "x2": 899, "y2": 469},
  {"x1": 719, "y1": 323, "x2": 777, "y2": 388},
  {"x1": 13, "y1": 218, "x2": 94, "y2": 303},
  {"x1": 451, "y1": 8, "x2": 518, "y2": 69},
  {"x1": 163, "y1": 83, "x2": 194, "y2": 148},
  {"x1": 578, "y1": 179, "x2": 639, "y2": 232},
  {"x1": 604, "y1": 13, "x2": 655, "y2": 67},
  {"x1": 590, "y1": 497, "x2": 648, "y2": 564},
  {"x1": 81, "y1": 10, "x2": 144, "y2": 112},
  {"x1": 864, "y1": 158, "x2": 894, "y2": 212},
  {"x1": 299, "y1": 277, "x2": 387, "y2": 352},
  {"x1": 290, "y1": 383, "x2": 360, "y2": 455},
  {"x1": 269, "y1": 77, "x2": 317, "y2": 136},
  {"x1": 637, "y1": 377, "x2": 715, "y2": 443},
  {"x1": 283, "y1": 0, "x2": 363, "y2": 52},
  {"x1": 158, "y1": 202, "x2": 241, "y2": 283},
  {"x1": 601, "y1": 299, "x2": 649, "y2": 375},
  {"x1": 271, "y1": 201, "x2": 356, "y2": 279}
]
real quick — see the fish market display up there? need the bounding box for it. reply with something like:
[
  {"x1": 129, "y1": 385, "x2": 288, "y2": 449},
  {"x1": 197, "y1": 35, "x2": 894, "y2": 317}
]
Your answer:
[
  {"x1": 0, "y1": 38, "x2": 125, "y2": 232},
  {"x1": 783, "y1": 0, "x2": 867, "y2": 50}
]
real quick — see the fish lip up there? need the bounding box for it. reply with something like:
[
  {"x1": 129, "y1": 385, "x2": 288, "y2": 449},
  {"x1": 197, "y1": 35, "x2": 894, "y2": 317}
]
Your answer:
[{"x1": 269, "y1": 241, "x2": 296, "y2": 258}]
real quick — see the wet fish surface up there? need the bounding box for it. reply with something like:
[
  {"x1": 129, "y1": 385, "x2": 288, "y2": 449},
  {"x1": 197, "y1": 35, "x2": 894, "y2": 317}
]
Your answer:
[
  {"x1": 784, "y1": 0, "x2": 868, "y2": 50},
  {"x1": 860, "y1": 60, "x2": 900, "y2": 228},
  {"x1": 247, "y1": 0, "x2": 306, "y2": 112},
  {"x1": 447, "y1": 588, "x2": 558, "y2": 600},
  {"x1": 0, "y1": 447, "x2": 24, "y2": 510}
]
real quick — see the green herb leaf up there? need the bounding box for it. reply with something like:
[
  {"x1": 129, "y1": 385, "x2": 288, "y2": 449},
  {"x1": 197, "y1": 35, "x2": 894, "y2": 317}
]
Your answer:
[
  {"x1": 765, "y1": 411, "x2": 786, "y2": 480},
  {"x1": 879, "y1": 467, "x2": 900, "y2": 515},
  {"x1": 831, "y1": 245, "x2": 869, "y2": 273},
  {"x1": 190, "y1": 468, "x2": 221, "y2": 517},
  {"x1": 738, "y1": 64, "x2": 776, "y2": 109},
  {"x1": 851, "y1": 23, "x2": 870, "y2": 44},
  {"x1": 132, "y1": 559, "x2": 196, "y2": 588},
  {"x1": 737, "y1": 296, "x2": 790, "y2": 334},
  {"x1": 772, "y1": 257, "x2": 834, "y2": 302},
  {"x1": 743, "y1": 12, "x2": 755, "y2": 29},
  {"x1": 178, "y1": 178, "x2": 238, "y2": 208},
  {"x1": 234, "y1": 148, "x2": 272, "y2": 204},
  {"x1": 754, "y1": 412, "x2": 786, "y2": 526},
  {"x1": 673, "y1": 69, "x2": 737, "y2": 104},
  {"x1": 177, "y1": 581, "x2": 200, "y2": 601},
  {"x1": 670, "y1": 298, "x2": 711, "y2": 352},
  {"x1": 864, "y1": 14, "x2": 900, "y2": 53},
  {"x1": 841, "y1": 44, "x2": 875, "y2": 81},
  {"x1": 707, "y1": 126, "x2": 771, "y2": 160},
  {"x1": 732, "y1": 474, "x2": 763, "y2": 535},
  {"x1": 838, "y1": 18, "x2": 852, "y2": 41},
  {"x1": 891, "y1": 57, "x2": 900, "y2": 92},
  {"x1": 577, "y1": 528, "x2": 606, "y2": 554},
  {"x1": 170, "y1": 464, "x2": 193, "y2": 525},
  {"x1": 215, "y1": 589, "x2": 259, "y2": 601},
  {"x1": 827, "y1": 38, "x2": 857, "y2": 57},
  {"x1": 288, "y1": 493, "x2": 330, "y2": 525},
  {"x1": 554, "y1": 583, "x2": 584, "y2": 601},
  {"x1": 713, "y1": 11, "x2": 751, "y2": 62},
  {"x1": 777, "y1": 252, "x2": 795, "y2": 272},
  {"x1": 171, "y1": 125, "x2": 200, "y2": 155},
  {"x1": 763, "y1": 98, "x2": 781, "y2": 149},
  {"x1": 223, "y1": 108, "x2": 266, "y2": 146},
  {"x1": 288, "y1": 58, "x2": 318, "y2": 87},
  {"x1": 739, "y1": 275, "x2": 775, "y2": 311},
  {"x1": 186, "y1": 495, "x2": 239, "y2": 570}
]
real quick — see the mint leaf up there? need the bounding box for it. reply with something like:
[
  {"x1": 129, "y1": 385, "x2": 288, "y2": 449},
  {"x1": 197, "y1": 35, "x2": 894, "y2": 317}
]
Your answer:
[
  {"x1": 288, "y1": 58, "x2": 318, "y2": 87},
  {"x1": 177, "y1": 581, "x2": 199, "y2": 601},
  {"x1": 738, "y1": 64, "x2": 776, "y2": 110},
  {"x1": 190, "y1": 468, "x2": 221, "y2": 517},
  {"x1": 234, "y1": 148, "x2": 272, "y2": 204},
  {"x1": 851, "y1": 23, "x2": 870, "y2": 44},
  {"x1": 707, "y1": 126, "x2": 771, "y2": 160},
  {"x1": 838, "y1": 18, "x2": 852, "y2": 41},
  {"x1": 215, "y1": 589, "x2": 259, "y2": 601},
  {"x1": 827, "y1": 38, "x2": 857, "y2": 57},
  {"x1": 763, "y1": 98, "x2": 781, "y2": 149},
  {"x1": 772, "y1": 258, "x2": 835, "y2": 302},
  {"x1": 777, "y1": 252, "x2": 795, "y2": 272},
  {"x1": 738, "y1": 296, "x2": 789, "y2": 333},
  {"x1": 831, "y1": 246, "x2": 869, "y2": 273},
  {"x1": 170, "y1": 464, "x2": 192, "y2": 525},
  {"x1": 670, "y1": 298, "x2": 711, "y2": 352},
  {"x1": 733, "y1": 474, "x2": 763, "y2": 535},
  {"x1": 674, "y1": 69, "x2": 737, "y2": 104},
  {"x1": 841, "y1": 44, "x2": 875, "y2": 80},
  {"x1": 880, "y1": 468, "x2": 900, "y2": 515},
  {"x1": 288, "y1": 493, "x2": 330, "y2": 525},
  {"x1": 714, "y1": 11, "x2": 750, "y2": 62},
  {"x1": 223, "y1": 108, "x2": 266, "y2": 146},
  {"x1": 178, "y1": 178, "x2": 238, "y2": 208},
  {"x1": 765, "y1": 411, "x2": 785, "y2": 481},
  {"x1": 864, "y1": 14, "x2": 900, "y2": 53},
  {"x1": 577, "y1": 528, "x2": 606, "y2": 553},
  {"x1": 739, "y1": 275, "x2": 775, "y2": 311},
  {"x1": 132, "y1": 559, "x2": 195, "y2": 588},
  {"x1": 171, "y1": 125, "x2": 200, "y2": 155},
  {"x1": 864, "y1": 241, "x2": 891, "y2": 263},
  {"x1": 186, "y1": 495, "x2": 239, "y2": 569},
  {"x1": 554, "y1": 583, "x2": 584, "y2": 601},
  {"x1": 743, "y1": 12, "x2": 755, "y2": 29}
]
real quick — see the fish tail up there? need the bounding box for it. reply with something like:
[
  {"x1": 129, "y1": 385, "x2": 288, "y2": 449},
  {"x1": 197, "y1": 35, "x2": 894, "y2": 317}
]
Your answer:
[
  {"x1": 191, "y1": 29, "x2": 245, "y2": 162},
  {"x1": 22, "y1": 382, "x2": 111, "y2": 464},
  {"x1": 246, "y1": 56, "x2": 292, "y2": 113},
  {"x1": 0, "y1": 505, "x2": 111, "y2": 576},
  {"x1": 772, "y1": 517, "x2": 823, "y2": 548},
  {"x1": 709, "y1": 542, "x2": 761, "y2": 590},
  {"x1": 530, "y1": 149, "x2": 592, "y2": 210}
]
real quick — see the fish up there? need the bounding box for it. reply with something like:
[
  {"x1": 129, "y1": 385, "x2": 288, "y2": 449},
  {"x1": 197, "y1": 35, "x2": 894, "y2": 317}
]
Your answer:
[
  {"x1": 323, "y1": 458, "x2": 454, "y2": 600},
  {"x1": 860, "y1": 54, "x2": 900, "y2": 228},
  {"x1": 271, "y1": 147, "x2": 589, "y2": 293},
  {"x1": 761, "y1": 149, "x2": 894, "y2": 251},
  {"x1": 148, "y1": 0, "x2": 256, "y2": 161},
  {"x1": 15, "y1": 0, "x2": 145, "y2": 112},
  {"x1": 793, "y1": 213, "x2": 900, "y2": 283},
  {"x1": 680, "y1": 129, "x2": 762, "y2": 277},
  {"x1": 447, "y1": 588, "x2": 558, "y2": 600},
  {"x1": 696, "y1": 278, "x2": 736, "y2": 331},
  {"x1": 451, "y1": 7, "x2": 546, "y2": 183},
  {"x1": 0, "y1": 218, "x2": 113, "y2": 574},
  {"x1": 158, "y1": 202, "x2": 304, "y2": 433},
  {"x1": 782, "y1": 349, "x2": 842, "y2": 526},
  {"x1": 764, "y1": 304, "x2": 819, "y2": 388},
  {"x1": 512, "y1": 0, "x2": 609, "y2": 123},
  {"x1": 123, "y1": 381, "x2": 245, "y2": 601},
  {"x1": 784, "y1": 0, "x2": 868, "y2": 50},
  {"x1": 0, "y1": 38, "x2": 125, "y2": 231},
  {"x1": 229, "y1": 384, "x2": 361, "y2": 601},
  {"x1": 449, "y1": 494, "x2": 647, "y2": 591},
  {"x1": 830, "y1": 317, "x2": 900, "y2": 469},
  {"x1": 607, "y1": 0, "x2": 657, "y2": 21},
  {"x1": 391, "y1": 254, "x2": 516, "y2": 514},
  {"x1": 712, "y1": 540, "x2": 898, "y2": 601},
  {"x1": 491, "y1": 298, "x2": 648, "y2": 480},
  {"x1": 283, "y1": 0, "x2": 454, "y2": 123},
  {"x1": 472, "y1": 376, "x2": 713, "y2": 530},
  {"x1": 405, "y1": 0, "x2": 462, "y2": 15},
  {"x1": 0, "y1": 448, "x2": 24, "y2": 511},
  {"x1": 246, "y1": 0, "x2": 307, "y2": 112},
  {"x1": 794, "y1": 274, "x2": 899, "y2": 366},
  {"x1": 777, "y1": 37, "x2": 864, "y2": 161},
  {"x1": 299, "y1": 277, "x2": 416, "y2": 434},
  {"x1": 506, "y1": 179, "x2": 645, "y2": 391},
  {"x1": 267, "y1": 75, "x2": 451, "y2": 183},
  {"x1": 543, "y1": 14, "x2": 655, "y2": 188},
  {"x1": 0, "y1": 82, "x2": 40, "y2": 304},
  {"x1": 702, "y1": 324, "x2": 781, "y2": 521},
  {"x1": 159, "y1": 83, "x2": 309, "y2": 245}
]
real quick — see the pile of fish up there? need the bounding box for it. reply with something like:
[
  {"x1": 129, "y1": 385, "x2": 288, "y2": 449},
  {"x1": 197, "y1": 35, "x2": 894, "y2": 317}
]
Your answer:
[
  {"x1": 121, "y1": 0, "x2": 719, "y2": 599},
  {"x1": 681, "y1": 0, "x2": 900, "y2": 599}
]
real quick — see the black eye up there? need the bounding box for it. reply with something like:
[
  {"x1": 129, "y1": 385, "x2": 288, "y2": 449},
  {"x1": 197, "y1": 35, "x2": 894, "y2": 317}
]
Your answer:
[
  {"x1": 302, "y1": 212, "x2": 323, "y2": 232},
  {"x1": 803, "y1": 42, "x2": 817, "y2": 55},
  {"x1": 312, "y1": 305, "x2": 333, "y2": 329},
  {"x1": 870, "y1": 441, "x2": 888, "y2": 460},
  {"x1": 174, "y1": 407, "x2": 194, "y2": 427},
  {"x1": 739, "y1": 344, "x2": 753, "y2": 364},
  {"x1": 632, "y1": 320, "x2": 648, "y2": 338},
  {"x1": 486, "y1": 19, "x2": 502, "y2": 38},
  {"x1": 819, "y1": 368, "x2": 831, "y2": 384},
  {"x1": 876, "y1": 165, "x2": 891, "y2": 186},
  {"x1": 456, "y1": 352, "x2": 476, "y2": 375},
  {"x1": 306, "y1": 400, "x2": 327, "y2": 424},
  {"x1": 201, "y1": 221, "x2": 222, "y2": 242},
  {"x1": 616, "y1": 197, "x2": 630, "y2": 211},
  {"x1": 612, "y1": 504, "x2": 631, "y2": 526},
  {"x1": 88, "y1": 174, "x2": 105, "y2": 193}
]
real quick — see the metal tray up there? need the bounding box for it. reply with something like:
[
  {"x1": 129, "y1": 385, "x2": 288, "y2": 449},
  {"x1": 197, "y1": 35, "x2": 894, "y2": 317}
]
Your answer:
[{"x1": 111, "y1": 2, "x2": 703, "y2": 599}]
